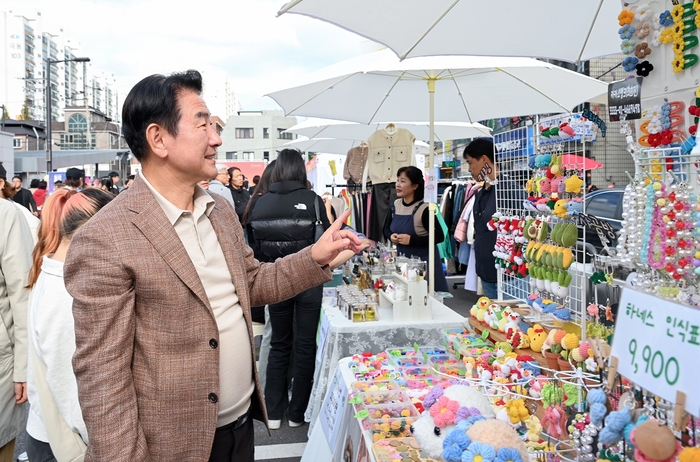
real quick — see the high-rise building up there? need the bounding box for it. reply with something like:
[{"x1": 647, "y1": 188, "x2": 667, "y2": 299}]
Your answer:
[
  {"x1": 200, "y1": 68, "x2": 243, "y2": 122},
  {"x1": 0, "y1": 9, "x2": 119, "y2": 125}
]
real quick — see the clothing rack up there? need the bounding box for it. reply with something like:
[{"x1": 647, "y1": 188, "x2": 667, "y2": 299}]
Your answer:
[{"x1": 326, "y1": 183, "x2": 364, "y2": 196}]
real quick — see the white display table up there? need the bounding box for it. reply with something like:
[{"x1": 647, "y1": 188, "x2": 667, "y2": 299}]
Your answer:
[
  {"x1": 301, "y1": 357, "x2": 380, "y2": 462},
  {"x1": 304, "y1": 295, "x2": 465, "y2": 434}
]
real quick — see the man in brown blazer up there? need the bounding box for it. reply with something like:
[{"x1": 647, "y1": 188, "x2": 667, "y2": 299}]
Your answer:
[{"x1": 63, "y1": 70, "x2": 362, "y2": 462}]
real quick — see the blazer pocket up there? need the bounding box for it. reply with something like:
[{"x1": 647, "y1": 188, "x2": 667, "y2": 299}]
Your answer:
[
  {"x1": 372, "y1": 148, "x2": 388, "y2": 164},
  {"x1": 394, "y1": 145, "x2": 410, "y2": 163}
]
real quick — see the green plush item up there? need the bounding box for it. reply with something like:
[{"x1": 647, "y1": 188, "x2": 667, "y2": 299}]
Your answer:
[
  {"x1": 550, "y1": 222, "x2": 564, "y2": 245},
  {"x1": 558, "y1": 271, "x2": 573, "y2": 288},
  {"x1": 560, "y1": 223, "x2": 578, "y2": 247},
  {"x1": 537, "y1": 221, "x2": 549, "y2": 241},
  {"x1": 541, "y1": 382, "x2": 564, "y2": 407},
  {"x1": 563, "y1": 384, "x2": 585, "y2": 407}
]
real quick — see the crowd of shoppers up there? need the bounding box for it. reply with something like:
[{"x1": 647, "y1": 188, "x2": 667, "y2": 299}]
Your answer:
[
  {"x1": 0, "y1": 69, "x2": 362, "y2": 462},
  {"x1": 0, "y1": 67, "x2": 483, "y2": 462}
]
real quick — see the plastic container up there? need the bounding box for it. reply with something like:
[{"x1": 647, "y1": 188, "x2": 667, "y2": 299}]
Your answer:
[
  {"x1": 456, "y1": 342, "x2": 496, "y2": 361},
  {"x1": 364, "y1": 403, "x2": 419, "y2": 439},
  {"x1": 400, "y1": 366, "x2": 440, "y2": 389},
  {"x1": 428, "y1": 355, "x2": 469, "y2": 377},
  {"x1": 353, "y1": 390, "x2": 412, "y2": 409},
  {"x1": 418, "y1": 345, "x2": 451, "y2": 363},
  {"x1": 351, "y1": 380, "x2": 401, "y2": 396},
  {"x1": 385, "y1": 347, "x2": 424, "y2": 367}
]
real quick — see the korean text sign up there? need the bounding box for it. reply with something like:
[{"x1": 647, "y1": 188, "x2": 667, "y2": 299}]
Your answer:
[
  {"x1": 611, "y1": 288, "x2": 700, "y2": 417},
  {"x1": 608, "y1": 77, "x2": 642, "y2": 122}
]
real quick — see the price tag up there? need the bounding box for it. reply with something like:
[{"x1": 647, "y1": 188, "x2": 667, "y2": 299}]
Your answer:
[
  {"x1": 319, "y1": 367, "x2": 349, "y2": 448},
  {"x1": 611, "y1": 288, "x2": 700, "y2": 416}
]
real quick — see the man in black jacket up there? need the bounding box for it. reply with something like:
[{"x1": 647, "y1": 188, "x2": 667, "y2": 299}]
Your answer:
[
  {"x1": 11, "y1": 176, "x2": 38, "y2": 216},
  {"x1": 227, "y1": 166, "x2": 250, "y2": 224},
  {"x1": 463, "y1": 138, "x2": 524, "y2": 299}
]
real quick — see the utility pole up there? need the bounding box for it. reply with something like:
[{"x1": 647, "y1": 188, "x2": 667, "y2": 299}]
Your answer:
[{"x1": 45, "y1": 56, "x2": 90, "y2": 173}]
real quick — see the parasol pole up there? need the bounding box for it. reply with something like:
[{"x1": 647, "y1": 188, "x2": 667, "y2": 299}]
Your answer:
[{"x1": 427, "y1": 73, "x2": 437, "y2": 296}]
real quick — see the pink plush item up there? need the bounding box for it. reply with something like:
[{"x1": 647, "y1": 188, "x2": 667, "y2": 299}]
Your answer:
[
  {"x1": 541, "y1": 405, "x2": 567, "y2": 439},
  {"x1": 466, "y1": 418, "x2": 529, "y2": 462},
  {"x1": 430, "y1": 396, "x2": 460, "y2": 428}
]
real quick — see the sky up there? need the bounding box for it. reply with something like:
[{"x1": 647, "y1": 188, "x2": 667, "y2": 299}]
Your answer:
[{"x1": 4, "y1": 0, "x2": 367, "y2": 111}]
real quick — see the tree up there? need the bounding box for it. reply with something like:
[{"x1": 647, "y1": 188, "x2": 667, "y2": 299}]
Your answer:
[
  {"x1": 1, "y1": 106, "x2": 8, "y2": 120},
  {"x1": 16, "y1": 100, "x2": 31, "y2": 120}
]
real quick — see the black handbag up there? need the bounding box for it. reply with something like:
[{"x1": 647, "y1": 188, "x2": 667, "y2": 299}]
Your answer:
[{"x1": 313, "y1": 198, "x2": 324, "y2": 242}]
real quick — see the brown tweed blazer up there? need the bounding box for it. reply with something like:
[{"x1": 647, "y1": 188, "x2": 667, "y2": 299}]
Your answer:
[{"x1": 63, "y1": 176, "x2": 331, "y2": 461}]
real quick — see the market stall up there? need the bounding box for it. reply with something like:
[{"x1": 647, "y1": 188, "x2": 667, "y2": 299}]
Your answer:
[{"x1": 305, "y1": 294, "x2": 466, "y2": 432}]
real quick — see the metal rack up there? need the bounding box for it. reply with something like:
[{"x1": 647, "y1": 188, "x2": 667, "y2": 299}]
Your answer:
[{"x1": 495, "y1": 114, "x2": 599, "y2": 338}]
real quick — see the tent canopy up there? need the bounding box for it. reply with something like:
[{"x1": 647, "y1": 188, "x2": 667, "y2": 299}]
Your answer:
[{"x1": 14, "y1": 149, "x2": 131, "y2": 172}]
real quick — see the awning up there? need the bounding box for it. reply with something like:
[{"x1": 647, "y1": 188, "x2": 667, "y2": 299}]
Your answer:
[{"x1": 14, "y1": 149, "x2": 131, "y2": 172}]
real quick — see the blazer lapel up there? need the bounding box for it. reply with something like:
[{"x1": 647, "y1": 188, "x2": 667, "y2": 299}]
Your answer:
[{"x1": 128, "y1": 177, "x2": 211, "y2": 310}]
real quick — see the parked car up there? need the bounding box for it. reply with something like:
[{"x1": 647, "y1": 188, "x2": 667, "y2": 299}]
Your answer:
[{"x1": 576, "y1": 187, "x2": 625, "y2": 261}]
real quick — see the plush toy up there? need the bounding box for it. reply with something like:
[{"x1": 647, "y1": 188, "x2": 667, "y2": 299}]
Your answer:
[
  {"x1": 441, "y1": 419, "x2": 530, "y2": 462},
  {"x1": 409, "y1": 385, "x2": 495, "y2": 459},
  {"x1": 552, "y1": 199, "x2": 569, "y2": 218},
  {"x1": 565, "y1": 174, "x2": 584, "y2": 194},
  {"x1": 527, "y1": 324, "x2": 547, "y2": 353},
  {"x1": 498, "y1": 308, "x2": 513, "y2": 333},
  {"x1": 505, "y1": 398, "x2": 530, "y2": 425},
  {"x1": 503, "y1": 312, "x2": 522, "y2": 337}
]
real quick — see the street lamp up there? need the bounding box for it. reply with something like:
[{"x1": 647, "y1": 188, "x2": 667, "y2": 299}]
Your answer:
[{"x1": 45, "y1": 56, "x2": 90, "y2": 173}]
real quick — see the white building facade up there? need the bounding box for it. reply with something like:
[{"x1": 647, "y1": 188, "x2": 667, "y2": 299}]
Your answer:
[
  {"x1": 219, "y1": 110, "x2": 299, "y2": 161},
  {"x1": 0, "y1": 10, "x2": 119, "y2": 124}
]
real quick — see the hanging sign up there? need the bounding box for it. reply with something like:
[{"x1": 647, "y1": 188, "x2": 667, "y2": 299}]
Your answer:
[
  {"x1": 610, "y1": 288, "x2": 700, "y2": 417},
  {"x1": 608, "y1": 77, "x2": 642, "y2": 122},
  {"x1": 576, "y1": 213, "x2": 617, "y2": 242},
  {"x1": 319, "y1": 367, "x2": 349, "y2": 449},
  {"x1": 425, "y1": 167, "x2": 438, "y2": 204}
]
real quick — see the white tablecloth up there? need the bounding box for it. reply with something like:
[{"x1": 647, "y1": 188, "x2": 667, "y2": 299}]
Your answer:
[{"x1": 304, "y1": 296, "x2": 465, "y2": 434}]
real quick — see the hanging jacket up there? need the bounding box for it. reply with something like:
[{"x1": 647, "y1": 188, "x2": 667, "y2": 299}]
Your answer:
[{"x1": 248, "y1": 181, "x2": 330, "y2": 262}]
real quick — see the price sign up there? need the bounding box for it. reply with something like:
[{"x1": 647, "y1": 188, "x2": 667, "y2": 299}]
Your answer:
[
  {"x1": 319, "y1": 367, "x2": 349, "y2": 449},
  {"x1": 611, "y1": 288, "x2": 700, "y2": 416}
]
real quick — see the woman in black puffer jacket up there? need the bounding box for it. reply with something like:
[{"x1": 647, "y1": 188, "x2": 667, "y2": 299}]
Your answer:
[{"x1": 248, "y1": 149, "x2": 330, "y2": 429}]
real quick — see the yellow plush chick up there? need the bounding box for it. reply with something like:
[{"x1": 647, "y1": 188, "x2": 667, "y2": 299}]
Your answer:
[
  {"x1": 470, "y1": 303, "x2": 480, "y2": 318},
  {"x1": 476, "y1": 305, "x2": 488, "y2": 322},
  {"x1": 477, "y1": 297, "x2": 491, "y2": 309},
  {"x1": 565, "y1": 174, "x2": 584, "y2": 194},
  {"x1": 506, "y1": 398, "x2": 530, "y2": 424},
  {"x1": 561, "y1": 332, "x2": 580, "y2": 351},
  {"x1": 552, "y1": 199, "x2": 569, "y2": 218},
  {"x1": 527, "y1": 324, "x2": 547, "y2": 353}
]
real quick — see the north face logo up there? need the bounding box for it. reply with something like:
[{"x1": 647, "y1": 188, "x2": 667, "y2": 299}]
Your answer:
[{"x1": 294, "y1": 203, "x2": 307, "y2": 210}]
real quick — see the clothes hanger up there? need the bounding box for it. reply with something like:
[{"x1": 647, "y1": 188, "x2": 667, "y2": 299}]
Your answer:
[{"x1": 384, "y1": 123, "x2": 397, "y2": 135}]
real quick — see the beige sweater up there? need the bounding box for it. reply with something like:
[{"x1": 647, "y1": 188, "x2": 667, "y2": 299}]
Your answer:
[{"x1": 362, "y1": 127, "x2": 416, "y2": 186}]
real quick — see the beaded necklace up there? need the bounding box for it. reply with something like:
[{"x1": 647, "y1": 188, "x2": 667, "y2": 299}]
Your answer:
[{"x1": 639, "y1": 181, "x2": 658, "y2": 264}]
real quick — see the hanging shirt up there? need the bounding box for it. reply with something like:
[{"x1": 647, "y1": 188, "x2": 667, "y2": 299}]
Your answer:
[{"x1": 362, "y1": 127, "x2": 416, "y2": 186}]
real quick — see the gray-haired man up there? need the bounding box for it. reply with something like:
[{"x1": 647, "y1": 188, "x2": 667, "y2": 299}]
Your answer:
[{"x1": 208, "y1": 164, "x2": 235, "y2": 207}]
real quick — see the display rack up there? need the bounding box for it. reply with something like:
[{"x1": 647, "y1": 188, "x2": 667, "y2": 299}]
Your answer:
[{"x1": 495, "y1": 114, "x2": 599, "y2": 339}]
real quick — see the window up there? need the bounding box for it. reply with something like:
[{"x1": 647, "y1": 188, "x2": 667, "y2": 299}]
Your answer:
[
  {"x1": 263, "y1": 151, "x2": 270, "y2": 160},
  {"x1": 68, "y1": 113, "x2": 87, "y2": 133},
  {"x1": 226, "y1": 151, "x2": 237, "y2": 160},
  {"x1": 586, "y1": 192, "x2": 622, "y2": 220},
  {"x1": 263, "y1": 128, "x2": 269, "y2": 139},
  {"x1": 235, "y1": 128, "x2": 254, "y2": 139},
  {"x1": 278, "y1": 128, "x2": 294, "y2": 140},
  {"x1": 243, "y1": 151, "x2": 254, "y2": 160}
]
